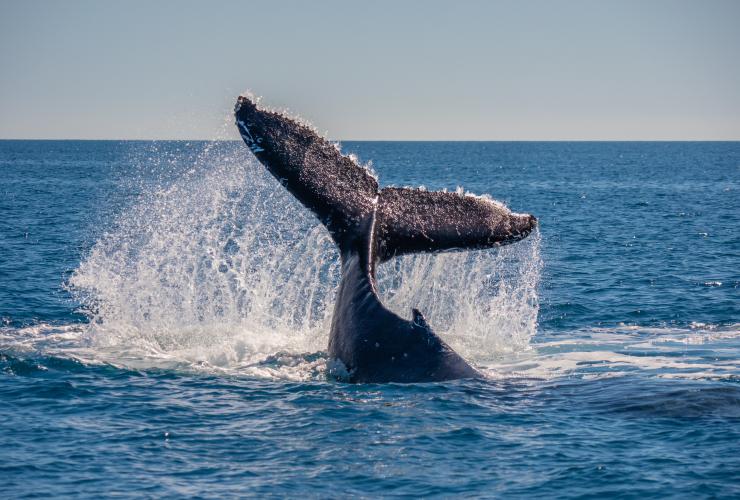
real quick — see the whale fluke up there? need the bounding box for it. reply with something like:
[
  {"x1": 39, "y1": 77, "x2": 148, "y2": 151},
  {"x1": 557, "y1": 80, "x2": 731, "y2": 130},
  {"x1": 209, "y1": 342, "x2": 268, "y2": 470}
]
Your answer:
[
  {"x1": 235, "y1": 96, "x2": 534, "y2": 255},
  {"x1": 235, "y1": 94, "x2": 537, "y2": 383}
]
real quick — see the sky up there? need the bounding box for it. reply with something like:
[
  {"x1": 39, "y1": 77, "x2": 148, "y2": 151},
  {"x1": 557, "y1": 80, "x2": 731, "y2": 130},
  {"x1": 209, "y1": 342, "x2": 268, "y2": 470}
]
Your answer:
[{"x1": 1, "y1": 0, "x2": 739, "y2": 140}]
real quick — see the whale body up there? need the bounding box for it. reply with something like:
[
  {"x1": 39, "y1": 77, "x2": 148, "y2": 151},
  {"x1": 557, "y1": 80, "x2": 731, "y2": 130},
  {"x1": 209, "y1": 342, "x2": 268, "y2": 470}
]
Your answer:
[{"x1": 234, "y1": 95, "x2": 537, "y2": 383}]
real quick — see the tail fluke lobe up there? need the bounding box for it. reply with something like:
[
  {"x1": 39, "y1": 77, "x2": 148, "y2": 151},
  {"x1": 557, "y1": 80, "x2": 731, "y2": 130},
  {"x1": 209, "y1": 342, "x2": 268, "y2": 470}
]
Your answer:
[
  {"x1": 235, "y1": 96, "x2": 378, "y2": 240},
  {"x1": 376, "y1": 187, "x2": 537, "y2": 262}
]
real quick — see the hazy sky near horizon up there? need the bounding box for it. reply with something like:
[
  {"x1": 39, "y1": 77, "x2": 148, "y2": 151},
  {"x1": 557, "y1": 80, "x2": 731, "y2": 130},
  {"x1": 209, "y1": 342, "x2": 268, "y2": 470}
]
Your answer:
[{"x1": 1, "y1": 0, "x2": 739, "y2": 140}]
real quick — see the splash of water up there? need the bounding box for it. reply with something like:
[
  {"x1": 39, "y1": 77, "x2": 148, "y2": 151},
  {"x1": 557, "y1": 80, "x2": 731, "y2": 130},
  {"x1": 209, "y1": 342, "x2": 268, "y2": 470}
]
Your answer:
[
  {"x1": 70, "y1": 142, "x2": 339, "y2": 368},
  {"x1": 68, "y1": 141, "x2": 541, "y2": 374},
  {"x1": 377, "y1": 232, "x2": 542, "y2": 362}
]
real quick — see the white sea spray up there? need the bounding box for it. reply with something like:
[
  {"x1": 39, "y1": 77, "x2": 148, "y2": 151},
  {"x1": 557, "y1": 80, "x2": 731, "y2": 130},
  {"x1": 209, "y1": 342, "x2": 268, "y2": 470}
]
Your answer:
[{"x1": 67, "y1": 140, "x2": 542, "y2": 376}]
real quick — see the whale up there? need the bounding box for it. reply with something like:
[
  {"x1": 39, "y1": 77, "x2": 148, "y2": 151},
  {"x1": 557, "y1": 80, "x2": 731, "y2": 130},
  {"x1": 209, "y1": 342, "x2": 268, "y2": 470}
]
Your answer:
[{"x1": 234, "y1": 95, "x2": 537, "y2": 383}]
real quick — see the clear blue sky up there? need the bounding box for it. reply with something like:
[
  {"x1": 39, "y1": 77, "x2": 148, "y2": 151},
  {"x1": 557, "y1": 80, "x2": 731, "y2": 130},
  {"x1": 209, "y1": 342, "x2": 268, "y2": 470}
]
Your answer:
[{"x1": 1, "y1": 0, "x2": 738, "y2": 140}]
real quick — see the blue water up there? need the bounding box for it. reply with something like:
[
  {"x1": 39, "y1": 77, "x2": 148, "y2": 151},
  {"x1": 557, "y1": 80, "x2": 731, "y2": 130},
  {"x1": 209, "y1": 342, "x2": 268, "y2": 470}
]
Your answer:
[{"x1": 1, "y1": 140, "x2": 738, "y2": 498}]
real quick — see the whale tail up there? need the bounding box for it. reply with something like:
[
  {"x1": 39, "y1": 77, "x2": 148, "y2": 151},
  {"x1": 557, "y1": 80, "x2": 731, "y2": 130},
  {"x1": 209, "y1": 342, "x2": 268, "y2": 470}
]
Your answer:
[{"x1": 234, "y1": 95, "x2": 536, "y2": 260}]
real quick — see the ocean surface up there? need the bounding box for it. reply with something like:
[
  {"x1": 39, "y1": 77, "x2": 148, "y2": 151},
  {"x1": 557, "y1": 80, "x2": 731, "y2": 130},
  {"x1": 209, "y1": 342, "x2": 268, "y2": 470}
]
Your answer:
[{"x1": 1, "y1": 140, "x2": 738, "y2": 498}]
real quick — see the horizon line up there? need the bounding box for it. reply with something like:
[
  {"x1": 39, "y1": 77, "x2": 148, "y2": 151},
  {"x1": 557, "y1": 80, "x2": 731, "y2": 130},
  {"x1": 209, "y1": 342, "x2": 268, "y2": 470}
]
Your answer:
[{"x1": 2, "y1": 138, "x2": 740, "y2": 143}]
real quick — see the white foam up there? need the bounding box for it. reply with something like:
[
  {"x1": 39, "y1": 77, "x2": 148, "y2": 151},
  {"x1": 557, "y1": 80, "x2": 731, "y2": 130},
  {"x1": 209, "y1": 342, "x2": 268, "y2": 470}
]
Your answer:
[
  {"x1": 480, "y1": 323, "x2": 740, "y2": 382},
  {"x1": 3, "y1": 321, "x2": 738, "y2": 382}
]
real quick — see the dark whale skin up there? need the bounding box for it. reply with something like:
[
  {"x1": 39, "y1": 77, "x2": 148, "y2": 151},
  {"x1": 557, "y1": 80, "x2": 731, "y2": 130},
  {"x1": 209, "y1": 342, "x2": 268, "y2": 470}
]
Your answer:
[
  {"x1": 328, "y1": 216, "x2": 479, "y2": 383},
  {"x1": 234, "y1": 95, "x2": 536, "y2": 383}
]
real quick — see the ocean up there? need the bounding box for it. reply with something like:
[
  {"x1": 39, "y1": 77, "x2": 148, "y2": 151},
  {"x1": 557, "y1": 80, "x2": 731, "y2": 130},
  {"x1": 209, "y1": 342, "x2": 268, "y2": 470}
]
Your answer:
[{"x1": 1, "y1": 140, "x2": 738, "y2": 497}]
